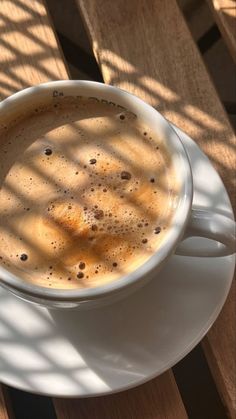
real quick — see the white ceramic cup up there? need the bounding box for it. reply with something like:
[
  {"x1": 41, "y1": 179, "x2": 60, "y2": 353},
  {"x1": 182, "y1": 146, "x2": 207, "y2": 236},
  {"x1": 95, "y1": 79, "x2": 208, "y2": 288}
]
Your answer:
[{"x1": 0, "y1": 81, "x2": 235, "y2": 309}]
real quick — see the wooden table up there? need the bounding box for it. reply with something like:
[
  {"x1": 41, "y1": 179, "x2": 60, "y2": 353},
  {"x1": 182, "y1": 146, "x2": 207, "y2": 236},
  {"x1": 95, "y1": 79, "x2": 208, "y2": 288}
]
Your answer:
[{"x1": 0, "y1": 0, "x2": 235, "y2": 418}]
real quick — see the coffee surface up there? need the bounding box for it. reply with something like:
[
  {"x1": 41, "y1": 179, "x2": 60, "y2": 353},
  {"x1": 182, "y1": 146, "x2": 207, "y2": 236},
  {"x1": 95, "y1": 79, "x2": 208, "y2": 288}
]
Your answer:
[{"x1": 0, "y1": 97, "x2": 178, "y2": 289}]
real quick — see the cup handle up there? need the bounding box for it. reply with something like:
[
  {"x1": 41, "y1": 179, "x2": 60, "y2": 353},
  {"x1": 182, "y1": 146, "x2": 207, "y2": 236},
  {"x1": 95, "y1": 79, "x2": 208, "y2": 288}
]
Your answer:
[{"x1": 175, "y1": 208, "x2": 236, "y2": 257}]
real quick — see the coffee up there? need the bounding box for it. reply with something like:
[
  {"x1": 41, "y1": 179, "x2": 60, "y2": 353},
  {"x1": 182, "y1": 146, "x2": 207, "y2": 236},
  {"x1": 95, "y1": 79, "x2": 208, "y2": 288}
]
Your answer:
[{"x1": 0, "y1": 97, "x2": 178, "y2": 289}]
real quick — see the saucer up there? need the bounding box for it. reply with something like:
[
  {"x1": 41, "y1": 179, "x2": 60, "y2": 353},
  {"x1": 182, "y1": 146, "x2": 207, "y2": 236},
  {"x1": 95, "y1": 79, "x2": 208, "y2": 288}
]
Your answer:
[{"x1": 0, "y1": 126, "x2": 235, "y2": 397}]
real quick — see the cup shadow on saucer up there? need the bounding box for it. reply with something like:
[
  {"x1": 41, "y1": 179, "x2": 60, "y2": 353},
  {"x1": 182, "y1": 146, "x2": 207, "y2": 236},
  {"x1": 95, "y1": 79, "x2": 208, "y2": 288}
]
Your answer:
[{"x1": 48, "y1": 252, "x2": 229, "y2": 393}]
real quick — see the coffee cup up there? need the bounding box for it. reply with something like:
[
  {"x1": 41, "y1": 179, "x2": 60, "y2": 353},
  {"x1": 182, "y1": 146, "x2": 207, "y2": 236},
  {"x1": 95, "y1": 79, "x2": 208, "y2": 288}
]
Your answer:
[{"x1": 0, "y1": 81, "x2": 235, "y2": 309}]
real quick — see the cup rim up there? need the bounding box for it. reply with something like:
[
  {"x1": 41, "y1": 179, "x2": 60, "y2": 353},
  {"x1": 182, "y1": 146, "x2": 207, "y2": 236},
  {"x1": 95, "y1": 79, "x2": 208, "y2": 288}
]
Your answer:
[{"x1": 0, "y1": 80, "x2": 193, "y2": 302}]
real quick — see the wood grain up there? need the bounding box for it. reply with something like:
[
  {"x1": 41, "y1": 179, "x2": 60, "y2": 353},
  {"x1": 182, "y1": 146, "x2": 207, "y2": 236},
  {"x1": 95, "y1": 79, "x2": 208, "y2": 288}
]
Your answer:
[
  {"x1": 208, "y1": 0, "x2": 236, "y2": 63},
  {"x1": 77, "y1": 0, "x2": 236, "y2": 416},
  {"x1": 0, "y1": 1, "x2": 187, "y2": 418},
  {"x1": 54, "y1": 371, "x2": 187, "y2": 419},
  {"x1": 0, "y1": 0, "x2": 68, "y2": 100}
]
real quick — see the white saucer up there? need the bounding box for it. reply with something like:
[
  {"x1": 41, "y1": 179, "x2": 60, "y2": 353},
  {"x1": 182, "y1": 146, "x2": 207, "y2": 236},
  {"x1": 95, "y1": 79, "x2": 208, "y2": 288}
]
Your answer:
[{"x1": 0, "y1": 127, "x2": 235, "y2": 397}]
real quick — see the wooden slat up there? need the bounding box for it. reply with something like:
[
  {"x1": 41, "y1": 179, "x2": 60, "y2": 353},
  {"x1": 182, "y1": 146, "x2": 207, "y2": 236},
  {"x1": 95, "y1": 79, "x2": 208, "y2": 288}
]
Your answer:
[
  {"x1": 77, "y1": 0, "x2": 236, "y2": 417},
  {"x1": 54, "y1": 371, "x2": 187, "y2": 419},
  {"x1": 0, "y1": 388, "x2": 9, "y2": 419},
  {"x1": 207, "y1": 0, "x2": 236, "y2": 63},
  {"x1": 0, "y1": 0, "x2": 68, "y2": 100},
  {"x1": 0, "y1": 1, "x2": 187, "y2": 418}
]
